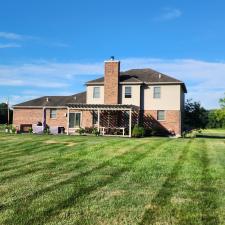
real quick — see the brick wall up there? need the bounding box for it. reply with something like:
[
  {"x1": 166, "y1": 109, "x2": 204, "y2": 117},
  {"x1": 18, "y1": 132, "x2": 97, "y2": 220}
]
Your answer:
[
  {"x1": 13, "y1": 108, "x2": 43, "y2": 130},
  {"x1": 45, "y1": 108, "x2": 67, "y2": 128},
  {"x1": 142, "y1": 110, "x2": 181, "y2": 135},
  {"x1": 104, "y1": 61, "x2": 120, "y2": 104}
]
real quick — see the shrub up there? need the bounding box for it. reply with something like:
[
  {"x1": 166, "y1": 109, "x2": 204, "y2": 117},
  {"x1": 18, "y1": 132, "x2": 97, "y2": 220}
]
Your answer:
[
  {"x1": 43, "y1": 125, "x2": 50, "y2": 135},
  {"x1": 11, "y1": 127, "x2": 17, "y2": 134},
  {"x1": 85, "y1": 127, "x2": 94, "y2": 134},
  {"x1": 28, "y1": 127, "x2": 33, "y2": 134},
  {"x1": 182, "y1": 129, "x2": 201, "y2": 138},
  {"x1": 78, "y1": 128, "x2": 85, "y2": 135},
  {"x1": 132, "y1": 125, "x2": 145, "y2": 138},
  {"x1": 92, "y1": 127, "x2": 100, "y2": 136}
]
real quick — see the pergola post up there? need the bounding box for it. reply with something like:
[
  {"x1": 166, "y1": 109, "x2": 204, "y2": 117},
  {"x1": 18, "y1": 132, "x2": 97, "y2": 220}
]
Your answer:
[
  {"x1": 67, "y1": 107, "x2": 70, "y2": 135},
  {"x1": 97, "y1": 108, "x2": 100, "y2": 133},
  {"x1": 42, "y1": 107, "x2": 46, "y2": 132},
  {"x1": 129, "y1": 109, "x2": 132, "y2": 138}
]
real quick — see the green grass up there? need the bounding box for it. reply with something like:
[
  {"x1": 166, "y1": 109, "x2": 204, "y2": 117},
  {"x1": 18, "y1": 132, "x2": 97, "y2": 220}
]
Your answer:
[
  {"x1": 0, "y1": 134, "x2": 225, "y2": 225},
  {"x1": 198, "y1": 129, "x2": 225, "y2": 138},
  {"x1": 0, "y1": 124, "x2": 5, "y2": 133}
]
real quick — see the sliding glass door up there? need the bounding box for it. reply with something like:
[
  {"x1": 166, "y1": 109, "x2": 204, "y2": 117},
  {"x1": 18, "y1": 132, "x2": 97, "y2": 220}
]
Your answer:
[{"x1": 69, "y1": 112, "x2": 81, "y2": 128}]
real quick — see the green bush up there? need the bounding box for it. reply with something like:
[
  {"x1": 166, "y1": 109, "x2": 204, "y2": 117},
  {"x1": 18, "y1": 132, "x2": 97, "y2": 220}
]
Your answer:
[
  {"x1": 84, "y1": 127, "x2": 94, "y2": 134},
  {"x1": 28, "y1": 127, "x2": 33, "y2": 134},
  {"x1": 43, "y1": 125, "x2": 50, "y2": 135},
  {"x1": 92, "y1": 127, "x2": 100, "y2": 136},
  {"x1": 11, "y1": 127, "x2": 17, "y2": 134},
  {"x1": 78, "y1": 128, "x2": 85, "y2": 135},
  {"x1": 132, "y1": 125, "x2": 145, "y2": 138},
  {"x1": 182, "y1": 129, "x2": 201, "y2": 138}
]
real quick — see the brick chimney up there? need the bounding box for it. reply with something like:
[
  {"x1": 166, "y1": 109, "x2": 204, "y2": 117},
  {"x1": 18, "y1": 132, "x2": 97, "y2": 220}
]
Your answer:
[{"x1": 104, "y1": 57, "x2": 120, "y2": 104}]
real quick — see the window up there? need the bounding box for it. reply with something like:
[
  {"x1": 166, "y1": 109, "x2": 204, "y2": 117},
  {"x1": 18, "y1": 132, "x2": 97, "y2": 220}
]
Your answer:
[
  {"x1": 93, "y1": 111, "x2": 98, "y2": 125},
  {"x1": 125, "y1": 86, "x2": 132, "y2": 98},
  {"x1": 157, "y1": 110, "x2": 165, "y2": 121},
  {"x1": 50, "y1": 109, "x2": 57, "y2": 119},
  {"x1": 69, "y1": 113, "x2": 81, "y2": 128},
  {"x1": 153, "y1": 87, "x2": 161, "y2": 98},
  {"x1": 93, "y1": 87, "x2": 100, "y2": 98}
]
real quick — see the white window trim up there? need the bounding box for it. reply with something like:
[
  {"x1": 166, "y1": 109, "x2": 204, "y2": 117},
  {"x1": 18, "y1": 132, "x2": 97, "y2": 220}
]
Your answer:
[
  {"x1": 50, "y1": 109, "x2": 57, "y2": 119},
  {"x1": 69, "y1": 112, "x2": 82, "y2": 128},
  {"x1": 93, "y1": 86, "x2": 100, "y2": 99},
  {"x1": 157, "y1": 110, "x2": 166, "y2": 121},
  {"x1": 124, "y1": 86, "x2": 132, "y2": 98},
  {"x1": 153, "y1": 86, "x2": 161, "y2": 99}
]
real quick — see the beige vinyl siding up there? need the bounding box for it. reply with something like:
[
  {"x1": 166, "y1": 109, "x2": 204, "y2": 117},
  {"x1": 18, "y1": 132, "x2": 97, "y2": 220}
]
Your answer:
[
  {"x1": 86, "y1": 86, "x2": 104, "y2": 104},
  {"x1": 119, "y1": 85, "x2": 141, "y2": 107},
  {"x1": 144, "y1": 85, "x2": 181, "y2": 110}
]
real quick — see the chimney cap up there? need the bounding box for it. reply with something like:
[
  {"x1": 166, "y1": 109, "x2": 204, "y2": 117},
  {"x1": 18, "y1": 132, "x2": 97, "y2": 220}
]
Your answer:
[{"x1": 104, "y1": 56, "x2": 120, "y2": 63}]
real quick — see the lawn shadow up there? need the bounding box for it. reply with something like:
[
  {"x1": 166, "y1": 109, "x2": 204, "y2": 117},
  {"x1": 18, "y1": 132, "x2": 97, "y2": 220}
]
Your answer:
[
  {"x1": 199, "y1": 140, "x2": 219, "y2": 225},
  {"x1": 139, "y1": 139, "x2": 192, "y2": 225},
  {"x1": 4, "y1": 139, "x2": 170, "y2": 225}
]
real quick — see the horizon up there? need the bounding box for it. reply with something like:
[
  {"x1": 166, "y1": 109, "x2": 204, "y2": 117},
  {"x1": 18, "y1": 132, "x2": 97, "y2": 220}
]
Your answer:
[{"x1": 0, "y1": 0, "x2": 225, "y2": 109}]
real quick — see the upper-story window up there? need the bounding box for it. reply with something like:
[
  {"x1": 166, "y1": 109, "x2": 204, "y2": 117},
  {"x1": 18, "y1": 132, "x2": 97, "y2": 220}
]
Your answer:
[
  {"x1": 125, "y1": 86, "x2": 132, "y2": 98},
  {"x1": 93, "y1": 87, "x2": 100, "y2": 98},
  {"x1": 153, "y1": 87, "x2": 161, "y2": 98},
  {"x1": 50, "y1": 109, "x2": 57, "y2": 119}
]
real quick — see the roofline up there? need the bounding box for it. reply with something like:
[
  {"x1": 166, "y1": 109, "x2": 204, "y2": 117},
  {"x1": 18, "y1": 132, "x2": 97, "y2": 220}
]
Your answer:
[
  {"x1": 119, "y1": 82, "x2": 143, "y2": 84},
  {"x1": 13, "y1": 106, "x2": 67, "y2": 109},
  {"x1": 85, "y1": 82, "x2": 104, "y2": 86}
]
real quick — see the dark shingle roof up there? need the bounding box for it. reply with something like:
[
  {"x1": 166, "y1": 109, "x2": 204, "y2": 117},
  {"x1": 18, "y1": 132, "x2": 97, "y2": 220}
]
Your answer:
[
  {"x1": 86, "y1": 68, "x2": 183, "y2": 84},
  {"x1": 13, "y1": 91, "x2": 86, "y2": 107},
  {"x1": 13, "y1": 68, "x2": 187, "y2": 107}
]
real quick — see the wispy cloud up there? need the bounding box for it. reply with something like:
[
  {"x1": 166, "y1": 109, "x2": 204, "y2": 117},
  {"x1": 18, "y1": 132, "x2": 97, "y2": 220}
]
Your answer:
[
  {"x1": 0, "y1": 31, "x2": 69, "y2": 48},
  {"x1": 0, "y1": 43, "x2": 21, "y2": 48},
  {"x1": 0, "y1": 58, "x2": 224, "y2": 109},
  {"x1": 0, "y1": 32, "x2": 35, "y2": 41},
  {"x1": 154, "y1": 8, "x2": 182, "y2": 21},
  {"x1": 51, "y1": 42, "x2": 70, "y2": 48}
]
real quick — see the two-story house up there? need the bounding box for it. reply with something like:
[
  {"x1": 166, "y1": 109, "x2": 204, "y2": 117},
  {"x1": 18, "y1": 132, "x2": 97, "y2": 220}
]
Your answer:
[{"x1": 13, "y1": 58, "x2": 187, "y2": 137}]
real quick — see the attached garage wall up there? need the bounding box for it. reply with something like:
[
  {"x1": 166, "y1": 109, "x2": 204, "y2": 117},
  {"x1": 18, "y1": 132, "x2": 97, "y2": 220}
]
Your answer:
[{"x1": 13, "y1": 108, "x2": 43, "y2": 130}]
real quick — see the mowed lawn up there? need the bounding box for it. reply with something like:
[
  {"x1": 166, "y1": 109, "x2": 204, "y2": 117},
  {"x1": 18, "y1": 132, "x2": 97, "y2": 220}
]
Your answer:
[{"x1": 0, "y1": 134, "x2": 225, "y2": 225}]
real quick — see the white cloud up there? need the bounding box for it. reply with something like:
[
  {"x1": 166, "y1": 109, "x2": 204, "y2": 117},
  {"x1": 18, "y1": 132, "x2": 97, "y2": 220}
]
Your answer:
[
  {"x1": 0, "y1": 32, "x2": 35, "y2": 41},
  {"x1": 0, "y1": 43, "x2": 21, "y2": 48},
  {"x1": 154, "y1": 8, "x2": 182, "y2": 21},
  {"x1": 0, "y1": 58, "x2": 224, "y2": 109}
]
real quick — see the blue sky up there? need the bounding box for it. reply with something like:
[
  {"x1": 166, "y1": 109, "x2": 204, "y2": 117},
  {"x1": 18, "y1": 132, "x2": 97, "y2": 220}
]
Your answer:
[{"x1": 0, "y1": 0, "x2": 225, "y2": 108}]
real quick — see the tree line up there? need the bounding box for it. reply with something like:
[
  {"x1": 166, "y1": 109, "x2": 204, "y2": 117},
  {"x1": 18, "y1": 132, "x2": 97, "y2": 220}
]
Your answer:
[
  {"x1": 0, "y1": 103, "x2": 13, "y2": 124},
  {"x1": 184, "y1": 93, "x2": 225, "y2": 129}
]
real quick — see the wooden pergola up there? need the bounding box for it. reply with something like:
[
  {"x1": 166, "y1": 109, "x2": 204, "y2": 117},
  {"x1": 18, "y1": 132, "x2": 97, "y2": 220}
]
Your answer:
[{"x1": 66, "y1": 103, "x2": 138, "y2": 137}]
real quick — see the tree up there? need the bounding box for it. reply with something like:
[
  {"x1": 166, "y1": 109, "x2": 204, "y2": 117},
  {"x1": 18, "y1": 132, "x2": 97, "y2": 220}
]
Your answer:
[
  {"x1": 219, "y1": 92, "x2": 225, "y2": 109},
  {"x1": 207, "y1": 93, "x2": 225, "y2": 128},
  {"x1": 0, "y1": 103, "x2": 13, "y2": 124},
  {"x1": 184, "y1": 99, "x2": 208, "y2": 129}
]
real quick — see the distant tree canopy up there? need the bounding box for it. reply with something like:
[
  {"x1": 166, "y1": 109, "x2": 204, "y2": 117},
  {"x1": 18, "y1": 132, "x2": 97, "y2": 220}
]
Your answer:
[
  {"x1": 184, "y1": 93, "x2": 225, "y2": 130},
  {"x1": 184, "y1": 99, "x2": 208, "y2": 129},
  {"x1": 0, "y1": 103, "x2": 13, "y2": 124},
  {"x1": 207, "y1": 93, "x2": 225, "y2": 128}
]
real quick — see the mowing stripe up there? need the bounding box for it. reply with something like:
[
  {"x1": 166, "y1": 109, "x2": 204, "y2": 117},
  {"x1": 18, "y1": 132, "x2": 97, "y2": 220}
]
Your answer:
[
  {"x1": 139, "y1": 139, "x2": 193, "y2": 225},
  {"x1": 5, "y1": 139, "x2": 173, "y2": 225}
]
